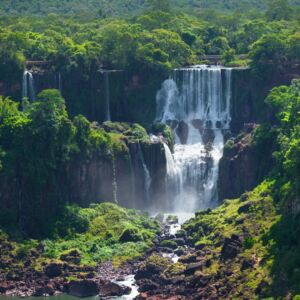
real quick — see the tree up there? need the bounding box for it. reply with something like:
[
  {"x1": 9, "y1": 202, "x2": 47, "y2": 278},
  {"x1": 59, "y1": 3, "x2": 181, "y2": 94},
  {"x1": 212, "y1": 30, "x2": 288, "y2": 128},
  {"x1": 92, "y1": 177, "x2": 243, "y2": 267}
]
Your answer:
[
  {"x1": 288, "y1": 32, "x2": 300, "y2": 62},
  {"x1": 249, "y1": 33, "x2": 288, "y2": 78},
  {"x1": 266, "y1": 0, "x2": 293, "y2": 21},
  {"x1": 147, "y1": 0, "x2": 171, "y2": 12}
]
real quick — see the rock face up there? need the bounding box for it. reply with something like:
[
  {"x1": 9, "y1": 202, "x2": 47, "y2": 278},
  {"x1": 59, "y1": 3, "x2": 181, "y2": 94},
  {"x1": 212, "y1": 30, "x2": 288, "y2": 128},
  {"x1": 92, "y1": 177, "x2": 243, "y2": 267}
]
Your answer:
[
  {"x1": 68, "y1": 280, "x2": 99, "y2": 297},
  {"x1": 218, "y1": 132, "x2": 264, "y2": 201},
  {"x1": 44, "y1": 263, "x2": 63, "y2": 278}
]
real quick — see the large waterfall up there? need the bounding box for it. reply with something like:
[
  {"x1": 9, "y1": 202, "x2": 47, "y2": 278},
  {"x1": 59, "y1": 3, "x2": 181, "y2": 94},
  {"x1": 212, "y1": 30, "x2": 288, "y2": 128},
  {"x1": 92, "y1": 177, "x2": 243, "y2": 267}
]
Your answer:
[{"x1": 156, "y1": 65, "x2": 232, "y2": 212}]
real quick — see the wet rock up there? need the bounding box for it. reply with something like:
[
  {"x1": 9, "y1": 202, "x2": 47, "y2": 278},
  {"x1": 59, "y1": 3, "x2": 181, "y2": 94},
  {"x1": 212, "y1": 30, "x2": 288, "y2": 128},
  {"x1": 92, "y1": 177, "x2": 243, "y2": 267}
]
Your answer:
[
  {"x1": 99, "y1": 281, "x2": 131, "y2": 297},
  {"x1": 221, "y1": 234, "x2": 243, "y2": 260},
  {"x1": 191, "y1": 119, "x2": 204, "y2": 131},
  {"x1": 157, "y1": 247, "x2": 173, "y2": 253},
  {"x1": 68, "y1": 280, "x2": 99, "y2": 297},
  {"x1": 166, "y1": 119, "x2": 178, "y2": 130},
  {"x1": 184, "y1": 262, "x2": 203, "y2": 275},
  {"x1": 176, "y1": 121, "x2": 189, "y2": 144},
  {"x1": 44, "y1": 262, "x2": 63, "y2": 278},
  {"x1": 238, "y1": 202, "x2": 254, "y2": 214},
  {"x1": 33, "y1": 284, "x2": 55, "y2": 297}
]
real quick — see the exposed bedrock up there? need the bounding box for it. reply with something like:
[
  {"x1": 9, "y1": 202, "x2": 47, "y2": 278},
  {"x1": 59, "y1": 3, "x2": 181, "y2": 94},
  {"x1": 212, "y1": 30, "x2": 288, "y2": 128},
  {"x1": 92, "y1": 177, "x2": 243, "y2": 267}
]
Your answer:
[{"x1": 218, "y1": 130, "x2": 274, "y2": 200}]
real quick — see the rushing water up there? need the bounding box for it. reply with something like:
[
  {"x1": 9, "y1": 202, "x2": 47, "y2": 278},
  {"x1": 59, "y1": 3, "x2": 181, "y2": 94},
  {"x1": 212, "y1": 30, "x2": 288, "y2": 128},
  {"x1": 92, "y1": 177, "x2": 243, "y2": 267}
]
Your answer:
[
  {"x1": 22, "y1": 70, "x2": 36, "y2": 101},
  {"x1": 156, "y1": 65, "x2": 232, "y2": 212}
]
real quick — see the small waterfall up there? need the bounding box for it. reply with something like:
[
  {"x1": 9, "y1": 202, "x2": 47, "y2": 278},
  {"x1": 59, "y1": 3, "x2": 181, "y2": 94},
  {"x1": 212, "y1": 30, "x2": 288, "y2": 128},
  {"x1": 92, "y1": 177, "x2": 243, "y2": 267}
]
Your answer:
[
  {"x1": 156, "y1": 65, "x2": 232, "y2": 212},
  {"x1": 138, "y1": 144, "x2": 152, "y2": 202},
  {"x1": 22, "y1": 70, "x2": 36, "y2": 101},
  {"x1": 56, "y1": 72, "x2": 62, "y2": 92}
]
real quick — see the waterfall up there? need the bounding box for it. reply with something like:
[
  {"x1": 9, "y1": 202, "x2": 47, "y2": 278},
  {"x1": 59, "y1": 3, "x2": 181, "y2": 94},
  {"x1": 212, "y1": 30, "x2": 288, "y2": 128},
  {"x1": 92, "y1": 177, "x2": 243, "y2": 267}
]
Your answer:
[
  {"x1": 22, "y1": 70, "x2": 36, "y2": 101},
  {"x1": 156, "y1": 65, "x2": 232, "y2": 212},
  {"x1": 138, "y1": 144, "x2": 152, "y2": 203},
  {"x1": 57, "y1": 72, "x2": 62, "y2": 92}
]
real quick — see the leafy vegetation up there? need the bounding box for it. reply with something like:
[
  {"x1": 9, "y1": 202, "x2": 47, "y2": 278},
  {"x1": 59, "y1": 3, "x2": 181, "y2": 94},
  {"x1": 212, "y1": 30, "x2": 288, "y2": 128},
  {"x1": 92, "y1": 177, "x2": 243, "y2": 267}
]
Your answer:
[
  {"x1": 0, "y1": 0, "x2": 299, "y2": 76},
  {"x1": 1, "y1": 0, "x2": 300, "y2": 17},
  {"x1": 0, "y1": 202, "x2": 160, "y2": 274}
]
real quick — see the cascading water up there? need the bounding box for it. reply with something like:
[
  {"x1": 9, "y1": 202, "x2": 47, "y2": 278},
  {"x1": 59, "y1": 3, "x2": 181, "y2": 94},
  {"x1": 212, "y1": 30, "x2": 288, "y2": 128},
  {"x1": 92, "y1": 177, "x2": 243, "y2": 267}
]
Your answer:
[
  {"x1": 138, "y1": 144, "x2": 152, "y2": 203},
  {"x1": 22, "y1": 70, "x2": 36, "y2": 101},
  {"x1": 156, "y1": 65, "x2": 232, "y2": 212}
]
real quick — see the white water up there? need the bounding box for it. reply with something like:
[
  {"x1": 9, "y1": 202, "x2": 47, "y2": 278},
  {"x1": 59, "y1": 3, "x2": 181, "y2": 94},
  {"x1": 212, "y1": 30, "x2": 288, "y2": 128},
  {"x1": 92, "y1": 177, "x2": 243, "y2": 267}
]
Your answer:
[
  {"x1": 22, "y1": 70, "x2": 36, "y2": 101},
  {"x1": 111, "y1": 275, "x2": 139, "y2": 300},
  {"x1": 156, "y1": 65, "x2": 232, "y2": 212}
]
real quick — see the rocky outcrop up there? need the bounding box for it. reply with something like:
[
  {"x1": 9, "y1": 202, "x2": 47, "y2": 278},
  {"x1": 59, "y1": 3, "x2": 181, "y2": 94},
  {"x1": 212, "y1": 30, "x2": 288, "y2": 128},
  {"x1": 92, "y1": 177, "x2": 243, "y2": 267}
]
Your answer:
[
  {"x1": 221, "y1": 234, "x2": 243, "y2": 260},
  {"x1": 218, "y1": 132, "x2": 262, "y2": 200},
  {"x1": 68, "y1": 280, "x2": 99, "y2": 297},
  {"x1": 99, "y1": 281, "x2": 131, "y2": 297}
]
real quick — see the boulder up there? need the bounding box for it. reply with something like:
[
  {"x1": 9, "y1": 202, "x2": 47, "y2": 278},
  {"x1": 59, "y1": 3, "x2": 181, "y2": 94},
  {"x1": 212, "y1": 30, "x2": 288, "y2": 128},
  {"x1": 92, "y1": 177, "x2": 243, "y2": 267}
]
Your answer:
[
  {"x1": 44, "y1": 262, "x2": 63, "y2": 278},
  {"x1": 138, "y1": 279, "x2": 160, "y2": 292},
  {"x1": 99, "y1": 281, "x2": 131, "y2": 297},
  {"x1": 221, "y1": 234, "x2": 243, "y2": 260},
  {"x1": 176, "y1": 121, "x2": 189, "y2": 144},
  {"x1": 33, "y1": 284, "x2": 55, "y2": 297},
  {"x1": 68, "y1": 280, "x2": 99, "y2": 297}
]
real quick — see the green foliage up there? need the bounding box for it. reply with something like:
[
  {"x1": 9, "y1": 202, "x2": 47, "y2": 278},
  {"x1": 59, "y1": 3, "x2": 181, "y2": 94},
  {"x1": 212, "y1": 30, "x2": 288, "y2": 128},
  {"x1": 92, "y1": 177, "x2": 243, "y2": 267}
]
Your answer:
[
  {"x1": 0, "y1": 203, "x2": 159, "y2": 271},
  {"x1": 243, "y1": 237, "x2": 255, "y2": 249},
  {"x1": 249, "y1": 33, "x2": 288, "y2": 78},
  {"x1": 43, "y1": 202, "x2": 160, "y2": 265},
  {"x1": 147, "y1": 0, "x2": 171, "y2": 12},
  {"x1": 182, "y1": 181, "x2": 278, "y2": 298},
  {"x1": 1, "y1": 0, "x2": 299, "y2": 17},
  {"x1": 151, "y1": 123, "x2": 175, "y2": 147},
  {"x1": 265, "y1": 80, "x2": 300, "y2": 195},
  {"x1": 266, "y1": 0, "x2": 293, "y2": 21},
  {"x1": 0, "y1": 2, "x2": 299, "y2": 75}
]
